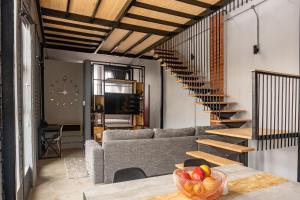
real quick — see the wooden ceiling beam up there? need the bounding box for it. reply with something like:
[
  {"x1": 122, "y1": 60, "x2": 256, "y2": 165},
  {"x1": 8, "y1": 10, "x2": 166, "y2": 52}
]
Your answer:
[
  {"x1": 133, "y1": 2, "x2": 197, "y2": 20},
  {"x1": 66, "y1": 0, "x2": 71, "y2": 16},
  {"x1": 44, "y1": 26, "x2": 106, "y2": 39},
  {"x1": 45, "y1": 33, "x2": 102, "y2": 44},
  {"x1": 111, "y1": 30, "x2": 133, "y2": 53},
  {"x1": 91, "y1": 0, "x2": 102, "y2": 22},
  {"x1": 45, "y1": 43, "x2": 95, "y2": 53},
  {"x1": 125, "y1": 13, "x2": 185, "y2": 28},
  {"x1": 43, "y1": 18, "x2": 110, "y2": 33},
  {"x1": 138, "y1": 0, "x2": 233, "y2": 57},
  {"x1": 174, "y1": 0, "x2": 214, "y2": 9},
  {"x1": 94, "y1": 0, "x2": 136, "y2": 53},
  {"x1": 41, "y1": 8, "x2": 172, "y2": 36},
  {"x1": 45, "y1": 38, "x2": 99, "y2": 48},
  {"x1": 123, "y1": 33, "x2": 151, "y2": 55}
]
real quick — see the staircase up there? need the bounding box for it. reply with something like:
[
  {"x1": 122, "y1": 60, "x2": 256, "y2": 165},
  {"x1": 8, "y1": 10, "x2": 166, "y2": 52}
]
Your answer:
[{"x1": 154, "y1": 48, "x2": 254, "y2": 167}]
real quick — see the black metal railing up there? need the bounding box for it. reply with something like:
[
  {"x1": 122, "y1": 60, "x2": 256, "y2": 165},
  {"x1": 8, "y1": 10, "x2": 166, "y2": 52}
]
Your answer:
[
  {"x1": 252, "y1": 69, "x2": 300, "y2": 150},
  {"x1": 156, "y1": 0, "x2": 254, "y2": 117}
]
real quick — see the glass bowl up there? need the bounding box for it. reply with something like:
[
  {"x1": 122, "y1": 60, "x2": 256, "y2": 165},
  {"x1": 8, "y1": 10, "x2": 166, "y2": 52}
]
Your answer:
[{"x1": 173, "y1": 167, "x2": 227, "y2": 200}]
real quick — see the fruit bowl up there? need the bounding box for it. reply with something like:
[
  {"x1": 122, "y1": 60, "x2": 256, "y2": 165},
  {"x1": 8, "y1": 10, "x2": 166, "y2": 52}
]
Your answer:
[{"x1": 173, "y1": 167, "x2": 227, "y2": 200}]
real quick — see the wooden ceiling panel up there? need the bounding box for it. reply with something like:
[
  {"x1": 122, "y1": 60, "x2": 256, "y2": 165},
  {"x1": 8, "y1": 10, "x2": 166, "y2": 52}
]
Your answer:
[
  {"x1": 40, "y1": 0, "x2": 68, "y2": 11},
  {"x1": 42, "y1": 16, "x2": 111, "y2": 30},
  {"x1": 128, "y1": 7, "x2": 189, "y2": 24},
  {"x1": 115, "y1": 32, "x2": 147, "y2": 53},
  {"x1": 121, "y1": 17, "x2": 178, "y2": 32},
  {"x1": 95, "y1": 0, "x2": 130, "y2": 21},
  {"x1": 137, "y1": 0, "x2": 205, "y2": 16},
  {"x1": 129, "y1": 35, "x2": 164, "y2": 55},
  {"x1": 44, "y1": 30, "x2": 102, "y2": 41},
  {"x1": 100, "y1": 29, "x2": 130, "y2": 51},
  {"x1": 69, "y1": 0, "x2": 98, "y2": 16},
  {"x1": 46, "y1": 42, "x2": 97, "y2": 49},
  {"x1": 43, "y1": 22, "x2": 107, "y2": 36}
]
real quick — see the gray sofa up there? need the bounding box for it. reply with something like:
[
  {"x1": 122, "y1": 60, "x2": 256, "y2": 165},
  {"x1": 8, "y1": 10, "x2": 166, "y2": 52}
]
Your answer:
[{"x1": 85, "y1": 125, "x2": 244, "y2": 184}]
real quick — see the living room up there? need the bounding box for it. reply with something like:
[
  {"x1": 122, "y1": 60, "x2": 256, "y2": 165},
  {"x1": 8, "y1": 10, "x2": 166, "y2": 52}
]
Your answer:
[{"x1": 1, "y1": 0, "x2": 300, "y2": 200}]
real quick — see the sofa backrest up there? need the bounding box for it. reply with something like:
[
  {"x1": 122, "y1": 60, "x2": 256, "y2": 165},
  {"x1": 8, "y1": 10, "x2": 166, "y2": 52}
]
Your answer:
[
  {"x1": 102, "y1": 136, "x2": 198, "y2": 183},
  {"x1": 102, "y1": 129, "x2": 154, "y2": 142},
  {"x1": 153, "y1": 127, "x2": 195, "y2": 138}
]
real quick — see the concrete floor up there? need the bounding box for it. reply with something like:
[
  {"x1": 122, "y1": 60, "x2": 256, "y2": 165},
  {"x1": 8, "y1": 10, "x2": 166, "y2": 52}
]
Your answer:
[{"x1": 29, "y1": 149, "x2": 96, "y2": 200}]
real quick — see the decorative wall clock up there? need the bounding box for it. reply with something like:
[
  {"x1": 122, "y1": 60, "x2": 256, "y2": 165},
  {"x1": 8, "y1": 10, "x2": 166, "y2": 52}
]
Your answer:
[{"x1": 49, "y1": 75, "x2": 80, "y2": 108}]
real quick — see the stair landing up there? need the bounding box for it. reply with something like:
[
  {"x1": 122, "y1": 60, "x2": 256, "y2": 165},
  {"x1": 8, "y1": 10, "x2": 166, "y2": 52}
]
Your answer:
[{"x1": 205, "y1": 128, "x2": 252, "y2": 139}]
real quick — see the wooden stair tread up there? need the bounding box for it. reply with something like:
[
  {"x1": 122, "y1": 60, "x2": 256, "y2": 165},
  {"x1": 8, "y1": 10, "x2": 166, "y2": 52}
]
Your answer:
[
  {"x1": 161, "y1": 63, "x2": 187, "y2": 68},
  {"x1": 196, "y1": 102, "x2": 237, "y2": 105},
  {"x1": 155, "y1": 49, "x2": 174, "y2": 53},
  {"x1": 183, "y1": 86, "x2": 210, "y2": 89},
  {"x1": 197, "y1": 139, "x2": 255, "y2": 153},
  {"x1": 177, "y1": 80, "x2": 210, "y2": 83},
  {"x1": 186, "y1": 151, "x2": 242, "y2": 166},
  {"x1": 205, "y1": 109, "x2": 243, "y2": 113},
  {"x1": 205, "y1": 128, "x2": 252, "y2": 139},
  {"x1": 210, "y1": 119, "x2": 250, "y2": 123},
  {"x1": 189, "y1": 94, "x2": 224, "y2": 97},
  {"x1": 175, "y1": 163, "x2": 184, "y2": 170}
]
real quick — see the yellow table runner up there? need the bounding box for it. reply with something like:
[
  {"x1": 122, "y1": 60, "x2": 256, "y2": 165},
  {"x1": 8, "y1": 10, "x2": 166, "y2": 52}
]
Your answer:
[{"x1": 148, "y1": 173, "x2": 288, "y2": 200}]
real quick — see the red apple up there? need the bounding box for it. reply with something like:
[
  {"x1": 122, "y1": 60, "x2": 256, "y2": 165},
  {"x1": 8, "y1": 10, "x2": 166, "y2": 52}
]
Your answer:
[
  {"x1": 191, "y1": 167, "x2": 205, "y2": 181},
  {"x1": 180, "y1": 171, "x2": 191, "y2": 180}
]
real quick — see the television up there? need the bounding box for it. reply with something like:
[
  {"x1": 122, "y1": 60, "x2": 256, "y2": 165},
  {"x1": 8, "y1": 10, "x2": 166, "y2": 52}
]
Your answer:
[{"x1": 104, "y1": 93, "x2": 140, "y2": 114}]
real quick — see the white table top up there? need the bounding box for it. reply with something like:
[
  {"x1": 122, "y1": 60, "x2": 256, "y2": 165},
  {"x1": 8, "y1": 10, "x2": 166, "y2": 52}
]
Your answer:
[{"x1": 83, "y1": 164, "x2": 300, "y2": 200}]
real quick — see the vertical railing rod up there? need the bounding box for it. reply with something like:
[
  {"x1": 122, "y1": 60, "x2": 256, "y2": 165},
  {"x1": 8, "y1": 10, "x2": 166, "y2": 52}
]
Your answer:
[{"x1": 270, "y1": 75, "x2": 273, "y2": 149}]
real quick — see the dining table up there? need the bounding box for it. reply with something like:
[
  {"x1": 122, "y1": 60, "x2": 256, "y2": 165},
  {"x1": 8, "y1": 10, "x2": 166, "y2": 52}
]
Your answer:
[{"x1": 83, "y1": 164, "x2": 300, "y2": 200}]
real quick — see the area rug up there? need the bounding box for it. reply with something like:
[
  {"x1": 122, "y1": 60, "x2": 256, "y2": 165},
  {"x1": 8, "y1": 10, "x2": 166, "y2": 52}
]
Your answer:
[{"x1": 64, "y1": 157, "x2": 89, "y2": 179}]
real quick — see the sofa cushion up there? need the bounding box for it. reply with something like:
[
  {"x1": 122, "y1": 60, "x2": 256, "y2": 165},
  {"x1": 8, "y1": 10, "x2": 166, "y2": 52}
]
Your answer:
[
  {"x1": 102, "y1": 129, "x2": 154, "y2": 142},
  {"x1": 154, "y1": 127, "x2": 195, "y2": 138}
]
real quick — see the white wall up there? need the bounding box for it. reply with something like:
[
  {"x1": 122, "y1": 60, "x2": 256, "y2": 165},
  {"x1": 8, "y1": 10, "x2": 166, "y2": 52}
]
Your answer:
[
  {"x1": 225, "y1": 0, "x2": 300, "y2": 180},
  {"x1": 45, "y1": 49, "x2": 161, "y2": 128},
  {"x1": 163, "y1": 71, "x2": 210, "y2": 128}
]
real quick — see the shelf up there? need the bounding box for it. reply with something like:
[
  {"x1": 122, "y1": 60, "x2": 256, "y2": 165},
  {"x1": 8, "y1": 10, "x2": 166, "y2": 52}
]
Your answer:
[{"x1": 105, "y1": 79, "x2": 137, "y2": 84}]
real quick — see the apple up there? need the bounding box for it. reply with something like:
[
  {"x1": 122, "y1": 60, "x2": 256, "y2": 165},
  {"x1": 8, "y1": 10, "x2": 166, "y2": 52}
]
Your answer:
[
  {"x1": 193, "y1": 183, "x2": 206, "y2": 196},
  {"x1": 180, "y1": 171, "x2": 191, "y2": 180},
  {"x1": 191, "y1": 167, "x2": 205, "y2": 181},
  {"x1": 200, "y1": 165, "x2": 211, "y2": 177},
  {"x1": 202, "y1": 177, "x2": 218, "y2": 193}
]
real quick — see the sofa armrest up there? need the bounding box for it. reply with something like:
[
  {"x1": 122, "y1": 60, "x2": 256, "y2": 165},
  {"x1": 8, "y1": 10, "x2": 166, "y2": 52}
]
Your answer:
[{"x1": 85, "y1": 140, "x2": 104, "y2": 184}]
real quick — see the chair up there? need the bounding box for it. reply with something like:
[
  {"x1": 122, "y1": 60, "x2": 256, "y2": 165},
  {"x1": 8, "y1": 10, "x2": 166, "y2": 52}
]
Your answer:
[
  {"x1": 44, "y1": 124, "x2": 63, "y2": 158},
  {"x1": 184, "y1": 158, "x2": 211, "y2": 167},
  {"x1": 113, "y1": 167, "x2": 147, "y2": 183}
]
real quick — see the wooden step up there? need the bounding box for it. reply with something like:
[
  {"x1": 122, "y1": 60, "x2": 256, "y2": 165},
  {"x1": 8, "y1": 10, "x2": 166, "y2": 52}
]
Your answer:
[
  {"x1": 186, "y1": 151, "x2": 242, "y2": 166},
  {"x1": 197, "y1": 139, "x2": 255, "y2": 153},
  {"x1": 205, "y1": 128, "x2": 252, "y2": 139},
  {"x1": 182, "y1": 86, "x2": 211, "y2": 90},
  {"x1": 203, "y1": 110, "x2": 245, "y2": 113},
  {"x1": 155, "y1": 49, "x2": 174, "y2": 53},
  {"x1": 175, "y1": 74, "x2": 202, "y2": 78},
  {"x1": 196, "y1": 102, "x2": 237, "y2": 105},
  {"x1": 210, "y1": 119, "x2": 250, "y2": 123},
  {"x1": 189, "y1": 94, "x2": 224, "y2": 97},
  {"x1": 175, "y1": 163, "x2": 184, "y2": 170},
  {"x1": 177, "y1": 80, "x2": 210, "y2": 84},
  {"x1": 160, "y1": 59, "x2": 183, "y2": 64},
  {"x1": 154, "y1": 54, "x2": 177, "y2": 59},
  {"x1": 161, "y1": 63, "x2": 187, "y2": 69}
]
